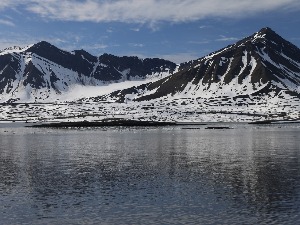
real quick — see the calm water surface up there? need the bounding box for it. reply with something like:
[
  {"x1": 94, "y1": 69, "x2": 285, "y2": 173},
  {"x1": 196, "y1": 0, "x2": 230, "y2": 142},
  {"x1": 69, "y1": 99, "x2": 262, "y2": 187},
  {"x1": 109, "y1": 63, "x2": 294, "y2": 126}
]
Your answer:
[{"x1": 0, "y1": 123, "x2": 300, "y2": 224}]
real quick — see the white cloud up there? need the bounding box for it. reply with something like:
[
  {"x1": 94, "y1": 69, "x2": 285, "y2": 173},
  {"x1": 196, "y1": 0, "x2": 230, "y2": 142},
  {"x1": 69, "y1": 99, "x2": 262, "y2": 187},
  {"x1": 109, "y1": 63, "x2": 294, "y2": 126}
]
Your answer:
[
  {"x1": 0, "y1": 1, "x2": 16, "y2": 9},
  {"x1": 106, "y1": 27, "x2": 114, "y2": 33},
  {"x1": 0, "y1": 38, "x2": 32, "y2": 50},
  {"x1": 216, "y1": 35, "x2": 239, "y2": 42},
  {"x1": 82, "y1": 43, "x2": 109, "y2": 51},
  {"x1": 189, "y1": 40, "x2": 210, "y2": 44},
  {"x1": 0, "y1": 19, "x2": 15, "y2": 27},
  {"x1": 130, "y1": 43, "x2": 144, "y2": 47},
  {"x1": 2, "y1": 0, "x2": 299, "y2": 25},
  {"x1": 130, "y1": 28, "x2": 140, "y2": 32},
  {"x1": 0, "y1": 32, "x2": 78, "y2": 52}
]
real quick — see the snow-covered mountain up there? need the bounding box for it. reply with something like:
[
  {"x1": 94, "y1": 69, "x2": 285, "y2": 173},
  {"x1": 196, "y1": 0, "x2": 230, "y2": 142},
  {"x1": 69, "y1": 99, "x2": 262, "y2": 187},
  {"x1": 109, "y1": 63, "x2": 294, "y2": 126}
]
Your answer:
[
  {"x1": 0, "y1": 27, "x2": 299, "y2": 123},
  {"x1": 98, "y1": 27, "x2": 300, "y2": 102},
  {"x1": 0, "y1": 41, "x2": 177, "y2": 102}
]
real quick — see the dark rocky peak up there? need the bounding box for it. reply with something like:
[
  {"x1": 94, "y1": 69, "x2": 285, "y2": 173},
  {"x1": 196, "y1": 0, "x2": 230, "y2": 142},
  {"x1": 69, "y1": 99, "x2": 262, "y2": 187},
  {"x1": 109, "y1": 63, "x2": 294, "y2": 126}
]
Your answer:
[
  {"x1": 98, "y1": 53, "x2": 176, "y2": 71},
  {"x1": 161, "y1": 27, "x2": 300, "y2": 93},
  {"x1": 25, "y1": 41, "x2": 94, "y2": 75},
  {"x1": 99, "y1": 53, "x2": 142, "y2": 65},
  {"x1": 94, "y1": 53, "x2": 177, "y2": 81},
  {"x1": 25, "y1": 41, "x2": 71, "y2": 60},
  {"x1": 248, "y1": 27, "x2": 300, "y2": 62},
  {"x1": 255, "y1": 27, "x2": 277, "y2": 37},
  {"x1": 33, "y1": 40, "x2": 54, "y2": 47},
  {"x1": 250, "y1": 27, "x2": 286, "y2": 45},
  {"x1": 187, "y1": 27, "x2": 298, "y2": 67},
  {"x1": 99, "y1": 53, "x2": 123, "y2": 64},
  {"x1": 26, "y1": 41, "x2": 60, "y2": 53},
  {"x1": 237, "y1": 27, "x2": 299, "y2": 54}
]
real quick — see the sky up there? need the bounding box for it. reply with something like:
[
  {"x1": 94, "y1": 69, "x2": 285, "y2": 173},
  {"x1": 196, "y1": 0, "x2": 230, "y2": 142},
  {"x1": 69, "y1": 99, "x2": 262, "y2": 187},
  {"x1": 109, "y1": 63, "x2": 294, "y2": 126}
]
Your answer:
[{"x1": 0, "y1": 0, "x2": 300, "y2": 64}]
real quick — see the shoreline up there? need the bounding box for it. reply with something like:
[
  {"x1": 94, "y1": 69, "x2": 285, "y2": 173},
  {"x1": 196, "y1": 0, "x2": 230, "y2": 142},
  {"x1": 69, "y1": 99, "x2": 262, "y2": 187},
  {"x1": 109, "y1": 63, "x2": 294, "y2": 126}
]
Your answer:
[
  {"x1": 28, "y1": 120, "x2": 177, "y2": 128},
  {"x1": 1, "y1": 119, "x2": 299, "y2": 128},
  {"x1": 27, "y1": 119, "x2": 300, "y2": 128}
]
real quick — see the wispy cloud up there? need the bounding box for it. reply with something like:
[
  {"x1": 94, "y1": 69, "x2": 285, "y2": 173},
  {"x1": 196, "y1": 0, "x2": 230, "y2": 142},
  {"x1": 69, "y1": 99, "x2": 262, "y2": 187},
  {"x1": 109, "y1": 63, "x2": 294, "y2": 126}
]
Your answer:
[
  {"x1": 0, "y1": 1, "x2": 17, "y2": 9},
  {"x1": 0, "y1": 36, "x2": 34, "y2": 50},
  {"x1": 129, "y1": 43, "x2": 144, "y2": 48},
  {"x1": 216, "y1": 35, "x2": 239, "y2": 42},
  {"x1": 0, "y1": 19, "x2": 15, "y2": 27},
  {"x1": 189, "y1": 40, "x2": 210, "y2": 44},
  {"x1": 130, "y1": 28, "x2": 140, "y2": 32},
  {"x1": 2, "y1": 0, "x2": 299, "y2": 25},
  {"x1": 106, "y1": 27, "x2": 114, "y2": 33},
  {"x1": 199, "y1": 25, "x2": 208, "y2": 29},
  {"x1": 82, "y1": 43, "x2": 108, "y2": 50},
  {"x1": 0, "y1": 31, "x2": 81, "y2": 52}
]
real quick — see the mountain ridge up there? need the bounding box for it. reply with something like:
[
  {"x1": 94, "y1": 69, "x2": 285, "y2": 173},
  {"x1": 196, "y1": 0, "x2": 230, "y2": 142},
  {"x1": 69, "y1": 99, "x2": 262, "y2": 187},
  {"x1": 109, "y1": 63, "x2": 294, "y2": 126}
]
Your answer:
[
  {"x1": 0, "y1": 42, "x2": 177, "y2": 102},
  {"x1": 0, "y1": 27, "x2": 299, "y2": 122},
  {"x1": 97, "y1": 27, "x2": 299, "y2": 103}
]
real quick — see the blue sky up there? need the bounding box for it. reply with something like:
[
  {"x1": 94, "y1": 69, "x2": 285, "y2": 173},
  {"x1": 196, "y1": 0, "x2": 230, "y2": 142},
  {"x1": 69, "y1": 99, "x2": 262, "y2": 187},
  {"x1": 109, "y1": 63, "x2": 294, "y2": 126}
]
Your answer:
[{"x1": 0, "y1": 0, "x2": 300, "y2": 63}]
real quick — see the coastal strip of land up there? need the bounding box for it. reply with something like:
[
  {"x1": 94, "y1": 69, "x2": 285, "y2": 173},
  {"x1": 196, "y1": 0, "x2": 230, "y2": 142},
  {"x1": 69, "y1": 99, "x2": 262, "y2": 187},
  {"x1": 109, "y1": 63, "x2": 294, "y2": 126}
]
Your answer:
[{"x1": 28, "y1": 120, "x2": 177, "y2": 128}]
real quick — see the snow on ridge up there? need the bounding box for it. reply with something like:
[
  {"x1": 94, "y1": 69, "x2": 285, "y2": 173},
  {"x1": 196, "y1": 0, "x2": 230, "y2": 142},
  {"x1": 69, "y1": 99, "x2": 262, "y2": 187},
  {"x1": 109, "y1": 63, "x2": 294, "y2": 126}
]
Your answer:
[
  {"x1": 204, "y1": 46, "x2": 232, "y2": 60},
  {"x1": 145, "y1": 68, "x2": 175, "y2": 81},
  {"x1": 81, "y1": 54, "x2": 91, "y2": 63},
  {"x1": 220, "y1": 58, "x2": 233, "y2": 83},
  {"x1": 91, "y1": 58, "x2": 100, "y2": 76},
  {"x1": 273, "y1": 74, "x2": 300, "y2": 93},
  {"x1": 251, "y1": 33, "x2": 267, "y2": 44},
  {"x1": 0, "y1": 44, "x2": 34, "y2": 56},
  {"x1": 257, "y1": 49, "x2": 279, "y2": 68},
  {"x1": 100, "y1": 63, "x2": 108, "y2": 67},
  {"x1": 280, "y1": 52, "x2": 300, "y2": 68},
  {"x1": 249, "y1": 56, "x2": 257, "y2": 75},
  {"x1": 117, "y1": 68, "x2": 130, "y2": 80},
  {"x1": 219, "y1": 57, "x2": 227, "y2": 66},
  {"x1": 237, "y1": 50, "x2": 248, "y2": 76}
]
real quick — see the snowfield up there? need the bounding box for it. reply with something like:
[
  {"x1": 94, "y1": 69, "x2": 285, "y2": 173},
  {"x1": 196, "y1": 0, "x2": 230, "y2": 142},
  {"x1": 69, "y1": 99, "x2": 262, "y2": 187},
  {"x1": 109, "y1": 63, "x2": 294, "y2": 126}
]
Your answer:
[{"x1": 0, "y1": 90, "x2": 299, "y2": 123}]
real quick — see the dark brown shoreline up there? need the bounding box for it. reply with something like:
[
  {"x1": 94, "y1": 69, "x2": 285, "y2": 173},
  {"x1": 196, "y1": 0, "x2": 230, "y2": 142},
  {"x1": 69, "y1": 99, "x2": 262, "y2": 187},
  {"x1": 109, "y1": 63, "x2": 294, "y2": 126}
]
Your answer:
[
  {"x1": 28, "y1": 120, "x2": 177, "y2": 128},
  {"x1": 26, "y1": 118, "x2": 300, "y2": 128}
]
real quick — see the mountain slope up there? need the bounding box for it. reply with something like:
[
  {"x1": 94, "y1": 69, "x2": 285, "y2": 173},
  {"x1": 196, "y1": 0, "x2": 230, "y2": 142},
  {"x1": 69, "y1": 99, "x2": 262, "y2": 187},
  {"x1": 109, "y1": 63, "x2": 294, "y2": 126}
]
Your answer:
[
  {"x1": 0, "y1": 42, "x2": 177, "y2": 102},
  {"x1": 100, "y1": 27, "x2": 300, "y2": 103}
]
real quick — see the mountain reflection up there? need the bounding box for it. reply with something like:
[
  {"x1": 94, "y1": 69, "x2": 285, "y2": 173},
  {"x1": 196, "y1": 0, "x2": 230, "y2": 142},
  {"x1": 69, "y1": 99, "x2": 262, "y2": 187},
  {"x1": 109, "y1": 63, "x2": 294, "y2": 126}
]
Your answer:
[{"x1": 0, "y1": 126, "x2": 300, "y2": 224}]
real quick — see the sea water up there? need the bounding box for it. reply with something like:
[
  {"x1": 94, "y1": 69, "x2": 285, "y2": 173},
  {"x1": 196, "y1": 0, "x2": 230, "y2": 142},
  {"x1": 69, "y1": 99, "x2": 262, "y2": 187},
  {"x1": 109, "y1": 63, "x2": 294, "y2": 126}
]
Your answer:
[{"x1": 0, "y1": 123, "x2": 300, "y2": 224}]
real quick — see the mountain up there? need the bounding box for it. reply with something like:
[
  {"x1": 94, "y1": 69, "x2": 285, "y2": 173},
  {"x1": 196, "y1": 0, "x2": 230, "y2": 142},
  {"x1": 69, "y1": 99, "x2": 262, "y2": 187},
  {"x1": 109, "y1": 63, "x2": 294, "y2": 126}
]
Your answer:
[
  {"x1": 0, "y1": 41, "x2": 177, "y2": 102},
  {"x1": 98, "y1": 27, "x2": 300, "y2": 103},
  {"x1": 0, "y1": 27, "x2": 299, "y2": 122}
]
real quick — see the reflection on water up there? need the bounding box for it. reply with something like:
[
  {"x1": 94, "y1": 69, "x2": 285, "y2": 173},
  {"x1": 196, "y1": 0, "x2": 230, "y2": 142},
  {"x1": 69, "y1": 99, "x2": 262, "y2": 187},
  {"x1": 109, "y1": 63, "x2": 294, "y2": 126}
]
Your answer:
[{"x1": 0, "y1": 124, "x2": 300, "y2": 224}]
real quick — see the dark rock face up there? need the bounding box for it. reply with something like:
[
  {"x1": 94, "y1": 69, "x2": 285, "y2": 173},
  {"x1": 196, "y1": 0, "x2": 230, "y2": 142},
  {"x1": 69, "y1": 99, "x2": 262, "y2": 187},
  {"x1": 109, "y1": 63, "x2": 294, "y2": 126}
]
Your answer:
[
  {"x1": 94, "y1": 54, "x2": 177, "y2": 81},
  {"x1": 0, "y1": 54, "x2": 20, "y2": 94},
  {"x1": 25, "y1": 42, "x2": 96, "y2": 76},
  {"x1": 23, "y1": 61, "x2": 46, "y2": 89},
  {"x1": 106, "y1": 27, "x2": 300, "y2": 102}
]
